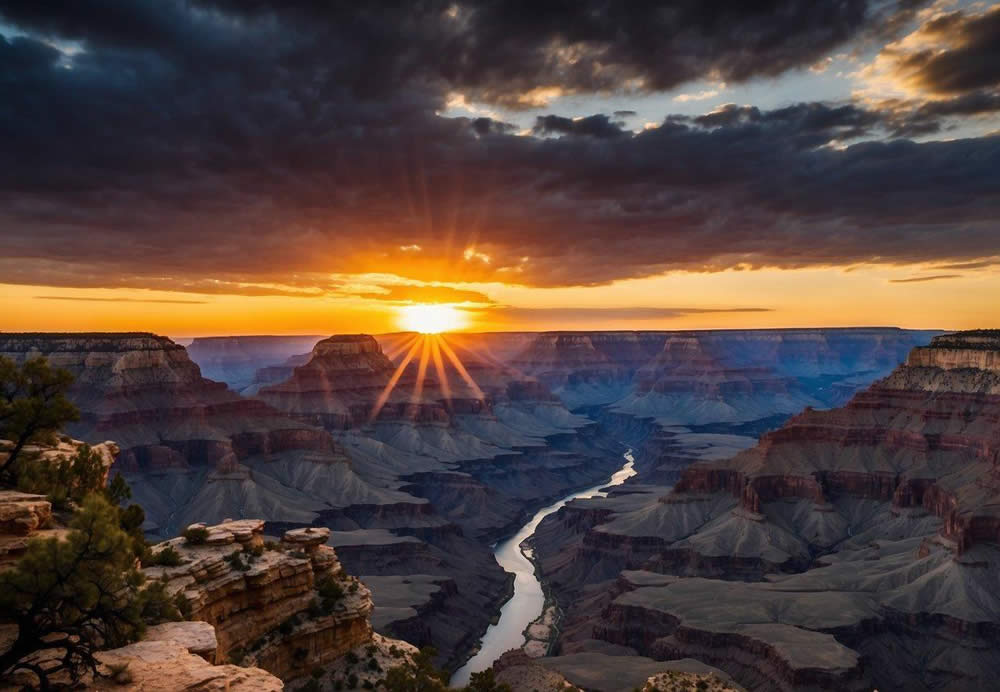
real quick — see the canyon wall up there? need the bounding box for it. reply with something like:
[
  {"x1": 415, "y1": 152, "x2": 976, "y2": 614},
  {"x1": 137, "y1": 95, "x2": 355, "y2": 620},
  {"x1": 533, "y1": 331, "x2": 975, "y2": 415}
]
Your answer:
[{"x1": 532, "y1": 330, "x2": 1000, "y2": 692}]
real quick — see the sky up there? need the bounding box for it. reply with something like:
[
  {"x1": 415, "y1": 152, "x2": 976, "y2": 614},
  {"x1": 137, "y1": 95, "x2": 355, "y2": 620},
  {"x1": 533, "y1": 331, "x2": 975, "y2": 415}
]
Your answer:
[{"x1": 1, "y1": 0, "x2": 999, "y2": 336}]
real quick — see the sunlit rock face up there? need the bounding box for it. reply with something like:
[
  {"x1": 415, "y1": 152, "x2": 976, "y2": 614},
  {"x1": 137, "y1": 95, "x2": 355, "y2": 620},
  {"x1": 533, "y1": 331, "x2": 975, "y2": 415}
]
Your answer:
[
  {"x1": 257, "y1": 335, "x2": 399, "y2": 429},
  {"x1": 146, "y1": 521, "x2": 386, "y2": 679},
  {"x1": 531, "y1": 330, "x2": 1000, "y2": 692},
  {"x1": 93, "y1": 519, "x2": 416, "y2": 690}
]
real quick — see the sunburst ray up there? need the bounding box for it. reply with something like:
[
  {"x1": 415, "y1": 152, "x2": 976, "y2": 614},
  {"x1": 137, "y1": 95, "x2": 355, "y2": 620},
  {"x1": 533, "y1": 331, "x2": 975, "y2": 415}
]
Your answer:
[
  {"x1": 368, "y1": 336, "x2": 421, "y2": 424},
  {"x1": 439, "y1": 335, "x2": 485, "y2": 400}
]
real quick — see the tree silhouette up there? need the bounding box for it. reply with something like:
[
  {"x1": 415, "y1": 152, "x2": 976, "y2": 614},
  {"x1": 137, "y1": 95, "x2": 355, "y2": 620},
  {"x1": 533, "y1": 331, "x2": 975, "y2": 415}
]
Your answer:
[
  {"x1": 0, "y1": 494, "x2": 176, "y2": 688},
  {"x1": 0, "y1": 356, "x2": 79, "y2": 482}
]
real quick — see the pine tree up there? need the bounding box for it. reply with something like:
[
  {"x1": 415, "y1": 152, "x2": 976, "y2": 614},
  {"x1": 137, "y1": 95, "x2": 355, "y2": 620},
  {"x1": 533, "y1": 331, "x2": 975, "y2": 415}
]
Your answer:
[{"x1": 0, "y1": 494, "x2": 175, "y2": 688}]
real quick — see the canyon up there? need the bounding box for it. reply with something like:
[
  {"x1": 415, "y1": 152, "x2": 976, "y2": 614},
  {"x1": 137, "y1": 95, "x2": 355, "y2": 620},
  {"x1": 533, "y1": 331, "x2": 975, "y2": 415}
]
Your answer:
[
  {"x1": 531, "y1": 330, "x2": 1000, "y2": 691},
  {"x1": 0, "y1": 327, "x2": 935, "y2": 683}
]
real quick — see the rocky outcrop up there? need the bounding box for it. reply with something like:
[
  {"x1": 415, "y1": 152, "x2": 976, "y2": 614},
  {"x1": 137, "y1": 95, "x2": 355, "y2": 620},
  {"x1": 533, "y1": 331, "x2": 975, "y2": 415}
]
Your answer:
[
  {"x1": 0, "y1": 436, "x2": 120, "y2": 567},
  {"x1": 95, "y1": 625, "x2": 284, "y2": 691},
  {"x1": 145, "y1": 518, "x2": 417, "y2": 686},
  {"x1": 147, "y1": 521, "x2": 370, "y2": 678}
]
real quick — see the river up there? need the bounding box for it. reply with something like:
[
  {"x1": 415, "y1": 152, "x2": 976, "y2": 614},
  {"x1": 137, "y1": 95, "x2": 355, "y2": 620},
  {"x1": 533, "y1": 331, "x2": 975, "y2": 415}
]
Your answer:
[{"x1": 449, "y1": 450, "x2": 637, "y2": 687}]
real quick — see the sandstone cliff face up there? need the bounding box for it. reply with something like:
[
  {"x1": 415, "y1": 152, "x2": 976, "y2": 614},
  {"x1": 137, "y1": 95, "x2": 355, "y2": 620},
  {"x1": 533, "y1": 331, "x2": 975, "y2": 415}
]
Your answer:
[
  {"x1": 533, "y1": 330, "x2": 1000, "y2": 692},
  {"x1": 145, "y1": 520, "x2": 416, "y2": 683}
]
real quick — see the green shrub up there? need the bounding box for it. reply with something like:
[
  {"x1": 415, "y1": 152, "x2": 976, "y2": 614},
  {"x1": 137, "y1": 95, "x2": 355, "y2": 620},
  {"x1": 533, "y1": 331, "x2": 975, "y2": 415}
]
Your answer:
[
  {"x1": 224, "y1": 549, "x2": 250, "y2": 572},
  {"x1": 107, "y1": 662, "x2": 133, "y2": 685},
  {"x1": 183, "y1": 526, "x2": 209, "y2": 545},
  {"x1": 146, "y1": 544, "x2": 184, "y2": 567},
  {"x1": 347, "y1": 673, "x2": 359, "y2": 689},
  {"x1": 317, "y1": 576, "x2": 345, "y2": 613}
]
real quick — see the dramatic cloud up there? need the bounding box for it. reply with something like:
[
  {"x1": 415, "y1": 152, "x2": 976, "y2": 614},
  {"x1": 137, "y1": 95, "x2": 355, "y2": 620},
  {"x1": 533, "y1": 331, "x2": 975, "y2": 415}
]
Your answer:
[
  {"x1": 888, "y1": 274, "x2": 961, "y2": 283},
  {"x1": 858, "y1": 4, "x2": 1000, "y2": 132},
  {"x1": 0, "y1": 1, "x2": 998, "y2": 295},
  {"x1": 533, "y1": 114, "x2": 627, "y2": 138},
  {"x1": 892, "y1": 6, "x2": 1000, "y2": 95}
]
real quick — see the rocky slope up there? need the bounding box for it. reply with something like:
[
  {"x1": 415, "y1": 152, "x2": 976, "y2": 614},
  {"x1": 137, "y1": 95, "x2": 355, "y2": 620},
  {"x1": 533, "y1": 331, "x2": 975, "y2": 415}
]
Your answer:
[{"x1": 532, "y1": 330, "x2": 1000, "y2": 691}]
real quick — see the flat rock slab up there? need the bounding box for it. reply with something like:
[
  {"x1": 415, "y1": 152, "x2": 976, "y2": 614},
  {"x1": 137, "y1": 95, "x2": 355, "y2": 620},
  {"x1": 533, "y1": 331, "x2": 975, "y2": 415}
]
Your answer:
[{"x1": 144, "y1": 620, "x2": 218, "y2": 662}]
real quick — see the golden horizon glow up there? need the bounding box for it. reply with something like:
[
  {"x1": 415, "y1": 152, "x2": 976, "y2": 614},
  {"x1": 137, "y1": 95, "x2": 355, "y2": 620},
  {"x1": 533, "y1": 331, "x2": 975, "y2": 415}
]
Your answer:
[
  {"x1": 397, "y1": 304, "x2": 467, "y2": 333},
  {"x1": 1, "y1": 263, "x2": 999, "y2": 337}
]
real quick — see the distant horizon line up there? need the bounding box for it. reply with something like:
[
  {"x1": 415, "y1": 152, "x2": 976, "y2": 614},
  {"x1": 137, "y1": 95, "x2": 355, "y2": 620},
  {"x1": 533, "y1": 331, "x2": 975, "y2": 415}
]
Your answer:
[{"x1": 1, "y1": 326, "x2": 952, "y2": 341}]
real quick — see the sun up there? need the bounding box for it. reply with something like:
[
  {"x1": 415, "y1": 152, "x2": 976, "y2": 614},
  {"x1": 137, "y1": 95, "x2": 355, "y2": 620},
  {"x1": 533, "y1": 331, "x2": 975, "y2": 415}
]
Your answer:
[{"x1": 397, "y1": 304, "x2": 466, "y2": 334}]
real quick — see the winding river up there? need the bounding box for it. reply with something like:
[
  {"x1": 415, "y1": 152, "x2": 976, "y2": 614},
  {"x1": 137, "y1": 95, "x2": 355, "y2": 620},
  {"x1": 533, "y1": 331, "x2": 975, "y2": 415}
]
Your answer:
[{"x1": 450, "y1": 450, "x2": 637, "y2": 687}]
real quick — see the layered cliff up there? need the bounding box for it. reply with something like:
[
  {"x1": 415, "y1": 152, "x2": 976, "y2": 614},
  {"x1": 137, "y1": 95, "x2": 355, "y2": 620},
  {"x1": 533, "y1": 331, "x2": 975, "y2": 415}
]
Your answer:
[
  {"x1": 502, "y1": 328, "x2": 935, "y2": 417},
  {"x1": 532, "y1": 330, "x2": 1000, "y2": 691},
  {"x1": 0, "y1": 333, "x2": 332, "y2": 465},
  {"x1": 0, "y1": 334, "x2": 414, "y2": 539},
  {"x1": 145, "y1": 520, "x2": 400, "y2": 680}
]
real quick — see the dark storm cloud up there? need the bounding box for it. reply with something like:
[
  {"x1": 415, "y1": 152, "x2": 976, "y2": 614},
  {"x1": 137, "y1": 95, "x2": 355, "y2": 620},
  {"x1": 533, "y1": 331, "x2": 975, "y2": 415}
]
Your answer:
[
  {"x1": 186, "y1": 0, "x2": 874, "y2": 108},
  {"x1": 0, "y1": 1, "x2": 998, "y2": 294},
  {"x1": 896, "y1": 6, "x2": 1000, "y2": 95},
  {"x1": 533, "y1": 114, "x2": 626, "y2": 138}
]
